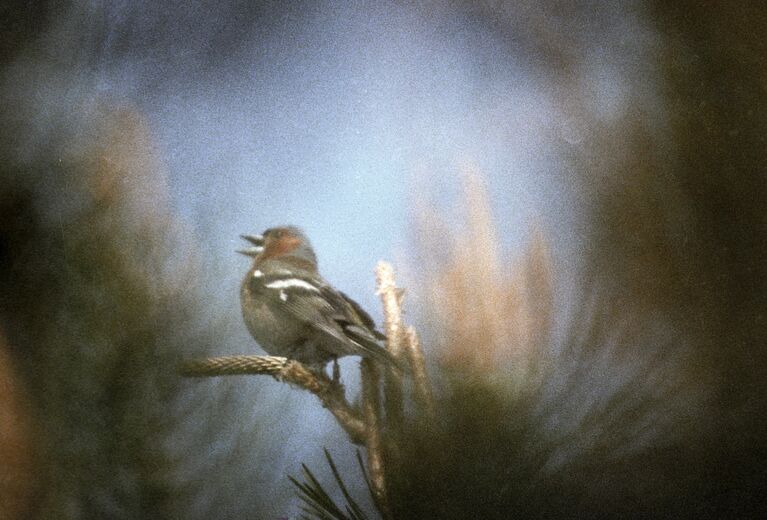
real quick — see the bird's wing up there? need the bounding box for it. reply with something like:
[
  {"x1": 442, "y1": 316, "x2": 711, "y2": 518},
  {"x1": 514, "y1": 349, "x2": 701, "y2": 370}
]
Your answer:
[
  {"x1": 336, "y1": 290, "x2": 387, "y2": 341},
  {"x1": 252, "y1": 273, "x2": 393, "y2": 364},
  {"x1": 317, "y1": 286, "x2": 399, "y2": 369}
]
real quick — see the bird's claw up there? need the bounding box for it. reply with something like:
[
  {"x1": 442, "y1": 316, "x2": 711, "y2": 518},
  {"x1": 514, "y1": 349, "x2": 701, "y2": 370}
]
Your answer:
[{"x1": 326, "y1": 358, "x2": 345, "y2": 399}]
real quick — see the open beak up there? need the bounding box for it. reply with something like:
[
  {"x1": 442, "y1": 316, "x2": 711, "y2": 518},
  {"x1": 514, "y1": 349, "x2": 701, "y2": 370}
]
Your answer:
[{"x1": 237, "y1": 234, "x2": 264, "y2": 257}]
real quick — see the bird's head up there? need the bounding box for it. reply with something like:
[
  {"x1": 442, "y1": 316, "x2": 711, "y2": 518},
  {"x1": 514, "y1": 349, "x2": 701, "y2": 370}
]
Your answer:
[{"x1": 238, "y1": 226, "x2": 318, "y2": 271}]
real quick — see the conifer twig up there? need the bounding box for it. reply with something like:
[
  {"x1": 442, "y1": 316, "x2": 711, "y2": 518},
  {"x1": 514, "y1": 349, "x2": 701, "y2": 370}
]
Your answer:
[
  {"x1": 180, "y1": 355, "x2": 289, "y2": 377},
  {"x1": 360, "y1": 359, "x2": 392, "y2": 519},
  {"x1": 180, "y1": 355, "x2": 365, "y2": 444},
  {"x1": 404, "y1": 326, "x2": 436, "y2": 422},
  {"x1": 376, "y1": 261, "x2": 405, "y2": 438}
]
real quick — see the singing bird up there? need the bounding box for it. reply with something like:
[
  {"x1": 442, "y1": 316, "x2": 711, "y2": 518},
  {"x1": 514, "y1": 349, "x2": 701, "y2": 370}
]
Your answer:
[{"x1": 238, "y1": 226, "x2": 397, "y2": 371}]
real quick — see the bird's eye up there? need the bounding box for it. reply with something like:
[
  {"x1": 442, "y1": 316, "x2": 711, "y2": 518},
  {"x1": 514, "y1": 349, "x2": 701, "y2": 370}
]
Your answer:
[{"x1": 274, "y1": 230, "x2": 283, "y2": 239}]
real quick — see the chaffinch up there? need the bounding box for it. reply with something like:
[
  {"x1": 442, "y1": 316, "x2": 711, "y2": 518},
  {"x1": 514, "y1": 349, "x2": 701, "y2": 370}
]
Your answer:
[{"x1": 238, "y1": 226, "x2": 396, "y2": 370}]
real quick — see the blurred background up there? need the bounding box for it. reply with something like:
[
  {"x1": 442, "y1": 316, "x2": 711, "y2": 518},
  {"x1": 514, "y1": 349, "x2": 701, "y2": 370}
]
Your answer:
[{"x1": 1, "y1": 1, "x2": 765, "y2": 518}]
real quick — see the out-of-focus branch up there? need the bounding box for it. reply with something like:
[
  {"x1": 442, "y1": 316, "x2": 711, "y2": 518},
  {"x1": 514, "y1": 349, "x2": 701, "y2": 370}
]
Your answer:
[
  {"x1": 180, "y1": 356, "x2": 365, "y2": 444},
  {"x1": 404, "y1": 326, "x2": 436, "y2": 422},
  {"x1": 377, "y1": 261, "x2": 436, "y2": 426},
  {"x1": 360, "y1": 358, "x2": 392, "y2": 520},
  {"x1": 376, "y1": 261, "x2": 407, "y2": 359},
  {"x1": 376, "y1": 261, "x2": 405, "y2": 437}
]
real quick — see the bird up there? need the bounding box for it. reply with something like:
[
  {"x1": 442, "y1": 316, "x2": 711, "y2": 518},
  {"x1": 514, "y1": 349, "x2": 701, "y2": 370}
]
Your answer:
[{"x1": 238, "y1": 226, "x2": 398, "y2": 374}]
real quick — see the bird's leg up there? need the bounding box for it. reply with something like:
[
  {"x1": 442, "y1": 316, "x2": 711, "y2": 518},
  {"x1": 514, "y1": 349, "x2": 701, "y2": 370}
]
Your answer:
[
  {"x1": 324, "y1": 357, "x2": 346, "y2": 403},
  {"x1": 332, "y1": 357, "x2": 340, "y2": 385}
]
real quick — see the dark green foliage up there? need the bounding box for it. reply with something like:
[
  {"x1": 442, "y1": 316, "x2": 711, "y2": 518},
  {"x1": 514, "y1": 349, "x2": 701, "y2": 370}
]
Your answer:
[
  {"x1": 290, "y1": 449, "x2": 373, "y2": 520},
  {"x1": 388, "y1": 378, "x2": 540, "y2": 520},
  {"x1": 0, "y1": 111, "x2": 263, "y2": 519}
]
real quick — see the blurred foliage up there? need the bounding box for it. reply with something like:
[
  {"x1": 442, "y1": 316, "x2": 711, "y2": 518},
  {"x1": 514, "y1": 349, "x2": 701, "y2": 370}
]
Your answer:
[
  {"x1": 384, "y1": 175, "x2": 703, "y2": 518},
  {"x1": 416, "y1": 171, "x2": 553, "y2": 388},
  {"x1": 303, "y1": 3, "x2": 767, "y2": 518},
  {"x1": 0, "y1": 332, "x2": 36, "y2": 520},
  {"x1": 581, "y1": 2, "x2": 767, "y2": 515},
  {"x1": 0, "y1": 106, "x2": 252, "y2": 519}
]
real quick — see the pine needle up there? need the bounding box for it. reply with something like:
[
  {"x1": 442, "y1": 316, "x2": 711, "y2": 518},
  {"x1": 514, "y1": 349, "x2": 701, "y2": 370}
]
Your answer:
[{"x1": 289, "y1": 450, "x2": 374, "y2": 520}]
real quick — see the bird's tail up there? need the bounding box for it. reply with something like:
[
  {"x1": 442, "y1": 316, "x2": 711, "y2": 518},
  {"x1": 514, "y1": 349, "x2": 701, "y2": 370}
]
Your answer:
[{"x1": 345, "y1": 326, "x2": 408, "y2": 373}]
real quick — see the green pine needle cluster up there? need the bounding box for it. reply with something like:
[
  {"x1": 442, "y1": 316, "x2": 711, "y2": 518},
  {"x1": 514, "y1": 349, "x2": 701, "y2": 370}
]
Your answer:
[{"x1": 290, "y1": 450, "x2": 373, "y2": 520}]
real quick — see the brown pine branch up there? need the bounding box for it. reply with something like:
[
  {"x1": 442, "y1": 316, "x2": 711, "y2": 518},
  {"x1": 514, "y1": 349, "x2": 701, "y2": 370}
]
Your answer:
[
  {"x1": 404, "y1": 326, "x2": 436, "y2": 422},
  {"x1": 377, "y1": 261, "x2": 436, "y2": 425},
  {"x1": 376, "y1": 261, "x2": 405, "y2": 438},
  {"x1": 360, "y1": 358, "x2": 392, "y2": 520},
  {"x1": 179, "y1": 355, "x2": 366, "y2": 444},
  {"x1": 376, "y1": 261, "x2": 407, "y2": 360},
  {"x1": 180, "y1": 355, "x2": 289, "y2": 377}
]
